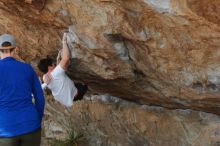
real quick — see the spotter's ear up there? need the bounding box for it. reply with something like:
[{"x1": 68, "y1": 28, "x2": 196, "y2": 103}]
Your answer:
[{"x1": 15, "y1": 47, "x2": 19, "y2": 51}]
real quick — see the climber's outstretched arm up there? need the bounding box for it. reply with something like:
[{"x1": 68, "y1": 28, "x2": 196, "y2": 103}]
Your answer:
[
  {"x1": 59, "y1": 33, "x2": 70, "y2": 70},
  {"x1": 56, "y1": 50, "x2": 62, "y2": 65}
]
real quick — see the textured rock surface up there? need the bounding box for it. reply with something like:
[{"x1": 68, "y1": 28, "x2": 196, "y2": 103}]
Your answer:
[
  {"x1": 0, "y1": 0, "x2": 220, "y2": 114},
  {"x1": 42, "y1": 96, "x2": 220, "y2": 146}
]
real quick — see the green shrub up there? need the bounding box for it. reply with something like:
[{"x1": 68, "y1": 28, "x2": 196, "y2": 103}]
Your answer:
[{"x1": 51, "y1": 127, "x2": 83, "y2": 146}]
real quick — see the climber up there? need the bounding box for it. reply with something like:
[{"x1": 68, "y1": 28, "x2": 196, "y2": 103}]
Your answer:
[
  {"x1": 0, "y1": 34, "x2": 45, "y2": 146},
  {"x1": 37, "y1": 32, "x2": 88, "y2": 107}
]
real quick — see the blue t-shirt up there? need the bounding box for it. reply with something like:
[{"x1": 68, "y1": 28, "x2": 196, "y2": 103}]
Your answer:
[{"x1": 0, "y1": 57, "x2": 45, "y2": 137}]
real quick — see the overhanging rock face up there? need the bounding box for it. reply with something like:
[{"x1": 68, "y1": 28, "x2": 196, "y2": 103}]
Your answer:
[{"x1": 0, "y1": 0, "x2": 220, "y2": 114}]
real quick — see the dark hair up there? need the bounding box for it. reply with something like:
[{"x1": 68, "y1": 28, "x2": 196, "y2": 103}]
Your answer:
[
  {"x1": 0, "y1": 41, "x2": 15, "y2": 53},
  {"x1": 37, "y1": 57, "x2": 53, "y2": 74}
]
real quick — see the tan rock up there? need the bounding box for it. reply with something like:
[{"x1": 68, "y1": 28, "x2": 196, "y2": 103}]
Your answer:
[
  {"x1": 0, "y1": 0, "x2": 220, "y2": 114},
  {"x1": 43, "y1": 97, "x2": 220, "y2": 146}
]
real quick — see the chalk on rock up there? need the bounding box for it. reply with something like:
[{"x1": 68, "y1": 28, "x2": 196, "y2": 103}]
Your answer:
[
  {"x1": 67, "y1": 27, "x2": 80, "y2": 44},
  {"x1": 65, "y1": 31, "x2": 79, "y2": 58}
]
